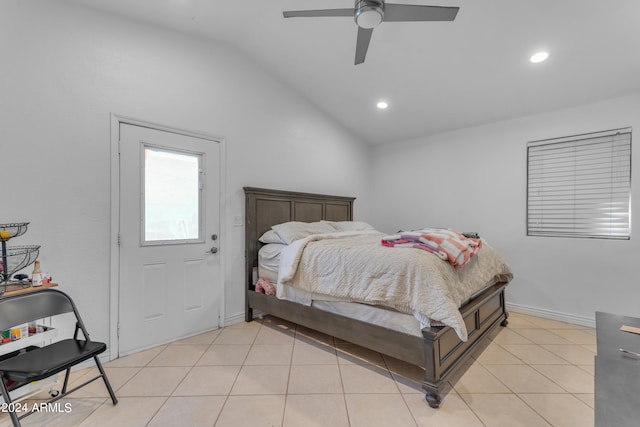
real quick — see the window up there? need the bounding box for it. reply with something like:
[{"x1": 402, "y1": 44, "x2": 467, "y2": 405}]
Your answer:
[
  {"x1": 143, "y1": 146, "x2": 203, "y2": 243},
  {"x1": 527, "y1": 128, "x2": 631, "y2": 239}
]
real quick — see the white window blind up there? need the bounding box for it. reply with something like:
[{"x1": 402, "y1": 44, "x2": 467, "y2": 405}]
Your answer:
[{"x1": 527, "y1": 128, "x2": 631, "y2": 239}]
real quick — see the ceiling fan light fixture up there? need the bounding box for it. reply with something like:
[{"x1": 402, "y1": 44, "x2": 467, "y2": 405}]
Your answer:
[
  {"x1": 282, "y1": 1, "x2": 459, "y2": 65},
  {"x1": 355, "y1": 1, "x2": 384, "y2": 29}
]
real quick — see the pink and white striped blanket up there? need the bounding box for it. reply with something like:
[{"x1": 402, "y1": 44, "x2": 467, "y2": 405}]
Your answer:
[{"x1": 381, "y1": 228, "x2": 482, "y2": 268}]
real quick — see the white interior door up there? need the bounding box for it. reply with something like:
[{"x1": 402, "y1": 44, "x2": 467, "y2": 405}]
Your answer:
[{"x1": 118, "y1": 123, "x2": 221, "y2": 355}]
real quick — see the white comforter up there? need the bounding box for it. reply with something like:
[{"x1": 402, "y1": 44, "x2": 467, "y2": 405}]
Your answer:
[{"x1": 278, "y1": 230, "x2": 512, "y2": 341}]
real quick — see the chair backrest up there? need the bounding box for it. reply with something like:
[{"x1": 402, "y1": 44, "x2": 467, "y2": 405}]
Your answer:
[{"x1": 0, "y1": 289, "x2": 77, "y2": 331}]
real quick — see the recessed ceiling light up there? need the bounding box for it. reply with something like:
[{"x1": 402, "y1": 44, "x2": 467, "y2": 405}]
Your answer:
[
  {"x1": 530, "y1": 51, "x2": 549, "y2": 63},
  {"x1": 377, "y1": 101, "x2": 388, "y2": 109}
]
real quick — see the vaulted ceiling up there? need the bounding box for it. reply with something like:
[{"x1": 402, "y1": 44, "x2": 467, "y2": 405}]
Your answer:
[{"x1": 67, "y1": 0, "x2": 640, "y2": 144}]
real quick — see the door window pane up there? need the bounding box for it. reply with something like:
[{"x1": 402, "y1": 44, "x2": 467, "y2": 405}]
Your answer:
[{"x1": 143, "y1": 146, "x2": 202, "y2": 243}]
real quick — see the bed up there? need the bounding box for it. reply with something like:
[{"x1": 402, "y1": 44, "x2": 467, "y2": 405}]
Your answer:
[{"x1": 244, "y1": 187, "x2": 511, "y2": 407}]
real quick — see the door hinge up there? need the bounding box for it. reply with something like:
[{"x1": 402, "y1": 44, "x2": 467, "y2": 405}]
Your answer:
[
  {"x1": 117, "y1": 232, "x2": 121, "y2": 246},
  {"x1": 117, "y1": 322, "x2": 120, "y2": 338}
]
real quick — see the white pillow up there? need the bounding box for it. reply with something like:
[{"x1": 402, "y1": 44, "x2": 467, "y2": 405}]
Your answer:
[
  {"x1": 258, "y1": 243, "x2": 286, "y2": 260},
  {"x1": 271, "y1": 221, "x2": 336, "y2": 244},
  {"x1": 323, "y1": 220, "x2": 375, "y2": 232},
  {"x1": 258, "y1": 229, "x2": 286, "y2": 244}
]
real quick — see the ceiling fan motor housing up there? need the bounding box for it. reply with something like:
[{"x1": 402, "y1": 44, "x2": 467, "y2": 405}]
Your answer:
[{"x1": 355, "y1": 0, "x2": 384, "y2": 29}]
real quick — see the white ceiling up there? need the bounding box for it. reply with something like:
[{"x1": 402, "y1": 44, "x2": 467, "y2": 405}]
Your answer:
[{"x1": 66, "y1": 0, "x2": 640, "y2": 144}]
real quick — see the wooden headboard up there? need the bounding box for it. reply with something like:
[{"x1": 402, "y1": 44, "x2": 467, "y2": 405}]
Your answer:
[{"x1": 243, "y1": 187, "x2": 355, "y2": 292}]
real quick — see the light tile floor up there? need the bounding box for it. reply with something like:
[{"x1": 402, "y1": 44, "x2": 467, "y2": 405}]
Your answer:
[{"x1": 1, "y1": 312, "x2": 595, "y2": 426}]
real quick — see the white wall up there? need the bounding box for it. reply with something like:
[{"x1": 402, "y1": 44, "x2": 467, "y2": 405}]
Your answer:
[
  {"x1": 371, "y1": 93, "x2": 640, "y2": 325},
  {"x1": 3, "y1": 0, "x2": 636, "y2": 350},
  {"x1": 1, "y1": 1, "x2": 371, "y2": 345}
]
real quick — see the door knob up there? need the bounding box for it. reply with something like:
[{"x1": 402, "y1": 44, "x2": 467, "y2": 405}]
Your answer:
[{"x1": 206, "y1": 246, "x2": 218, "y2": 254}]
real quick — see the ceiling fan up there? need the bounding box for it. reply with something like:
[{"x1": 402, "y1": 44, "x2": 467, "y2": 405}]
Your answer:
[{"x1": 283, "y1": 1, "x2": 459, "y2": 65}]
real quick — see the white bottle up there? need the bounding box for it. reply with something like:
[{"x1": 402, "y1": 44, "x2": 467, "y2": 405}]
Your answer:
[
  {"x1": 19, "y1": 323, "x2": 29, "y2": 339},
  {"x1": 32, "y1": 260, "x2": 43, "y2": 287}
]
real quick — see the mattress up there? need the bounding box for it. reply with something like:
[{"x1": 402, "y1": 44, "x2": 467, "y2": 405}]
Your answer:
[
  {"x1": 258, "y1": 265, "x2": 279, "y2": 284},
  {"x1": 257, "y1": 243, "x2": 283, "y2": 283},
  {"x1": 257, "y1": 238, "x2": 507, "y2": 340},
  {"x1": 293, "y1": 285, "x2": 425, "y2": 337},
  {"x1": 258, "y1": 243, "x2": 425, "y2": 337}
]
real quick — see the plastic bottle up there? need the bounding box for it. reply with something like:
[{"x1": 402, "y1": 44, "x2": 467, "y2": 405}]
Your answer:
[{"x1": 32, "y1": 260, "x2": 43, "y2": 287}]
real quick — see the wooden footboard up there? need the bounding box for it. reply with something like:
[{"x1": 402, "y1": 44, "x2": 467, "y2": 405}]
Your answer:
[
  {"x1": 244, "y1": 187, "x2": 509, "y2": 408},
  {"x1": 421, "y1": 282, "x2": 508, "y2": 406}
]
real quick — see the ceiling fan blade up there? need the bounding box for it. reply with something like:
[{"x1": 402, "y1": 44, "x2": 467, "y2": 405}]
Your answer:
[
  {"x1": 383, "y1": 5, "x2": 459, "y2": 22},
  {"x1": 283, "y1": 9, "x2": 354, "y2": 18},
  {"x1": 355, "y1": 27, "x2": 374, "y2": 65}
]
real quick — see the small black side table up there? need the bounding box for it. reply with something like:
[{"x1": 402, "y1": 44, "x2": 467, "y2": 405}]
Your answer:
[{"x1": 595, "y1": 311, "x2": 640, "y2": 427}]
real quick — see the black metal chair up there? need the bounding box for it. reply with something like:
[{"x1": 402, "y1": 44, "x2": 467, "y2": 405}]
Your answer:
[{"x1": 0, "y1": 289, "x2": 117, "y2": 426}]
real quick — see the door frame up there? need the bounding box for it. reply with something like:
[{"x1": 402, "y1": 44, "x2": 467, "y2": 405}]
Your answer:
[{"x1": 109, "y1": 114, "x2": 227, "y2": 360}]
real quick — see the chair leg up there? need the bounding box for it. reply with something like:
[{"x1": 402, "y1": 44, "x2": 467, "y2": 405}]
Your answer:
[
  {"x1": 61, "y1": 368, "x2": 71, "y2": 394},
  {"x1": 0, "y1": 377, "x2": 21, "y2": 427},
  {"x1": 93, "y1": 356, "x2": 118, "y2": 405}
]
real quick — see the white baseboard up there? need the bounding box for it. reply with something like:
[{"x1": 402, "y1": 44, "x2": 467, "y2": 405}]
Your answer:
[
  {"x1": 100, "y1": 349, "x2": 111, "y2": 364},
  {"x1": 507, "y1": 302, "x2": 595, "y2": 328},
  {"x1": 224, "y1": 312, "x2": 247, "y2": 327},
  {"x1": 224, "y1": 309, "x2": 286, "y2": 325}
]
